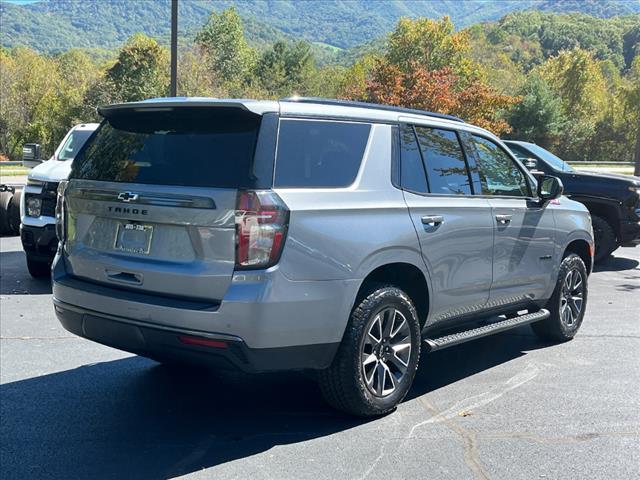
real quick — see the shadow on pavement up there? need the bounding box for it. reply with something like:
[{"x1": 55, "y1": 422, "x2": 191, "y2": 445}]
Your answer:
[
  {"x1": 0, "y1": 250, "x2": 51, "y2": 295},
  {"x1": 593, "y1": 254, "x2": 639, "y2": 273},
  {"x1": 0, "y1": 328, "x2": 545, "y2": 479}
]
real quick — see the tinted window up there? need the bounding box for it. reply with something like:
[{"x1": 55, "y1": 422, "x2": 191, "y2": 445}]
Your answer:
[
  {"x1": 71, "y1": 108, "x2": 263, "y2": 188},
  {"x1": 415, "y1": 127, "x2": 471, "y2": 195},
  {"x1": 517, "y1": 143, "x2": 575, "y2": 172},
  {"x1": 503, "y1": 142, "x2": 531, "y2": 161},
  {"x1": 471, "y1": 136, "x2": 529, "y2": 197},
  {"x1": 274, "y1": 119, "x2": 370, "y2": 188},
  {"x1": 58, "y1": 129, "x2": 94, "y2": 161},
  {"x1": 400, "y1": 125, "x2": 428, "y2": 194}
]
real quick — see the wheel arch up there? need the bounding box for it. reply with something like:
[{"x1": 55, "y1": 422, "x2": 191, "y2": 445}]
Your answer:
[
  {"x1": 355, "y1": 262, "x2": 430, "y2": 328},
  {"x1": 564, "y1": 239, "x2": 593, "y2": 275},
  {"x1": 572, "y1": 196, "x2": 621, "y2": 241}
]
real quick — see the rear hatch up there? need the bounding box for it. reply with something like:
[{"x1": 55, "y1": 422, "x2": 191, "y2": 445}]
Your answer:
[{"x1": 63, "y1": 103, "x2": 276, "y2": 303}]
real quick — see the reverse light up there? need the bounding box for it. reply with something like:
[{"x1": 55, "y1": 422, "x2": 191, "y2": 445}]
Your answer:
[{"x1": 235, "y1": 190, "x2": 289, "y2": 270}]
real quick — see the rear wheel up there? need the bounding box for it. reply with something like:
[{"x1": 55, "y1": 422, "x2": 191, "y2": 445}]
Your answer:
[
  {"x1": 592, "y1": 215, "x2": 617, "y2": 263},
  {"x1": 318, "y1": 285, "x2": 421, "y2": 416},
  {"x1": 26, "y1": 255, "x2": 51, "y2": 278},
  {"x1": 532, "y1": 253, "x2": 587, "y2": 342}
]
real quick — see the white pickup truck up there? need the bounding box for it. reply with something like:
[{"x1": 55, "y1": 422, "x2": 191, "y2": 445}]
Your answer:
[{"x1": 21, "y1": 123, "x2": 98, "y2": 277}]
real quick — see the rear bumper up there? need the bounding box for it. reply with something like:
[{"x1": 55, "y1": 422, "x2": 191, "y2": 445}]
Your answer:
[
  {"x1": 20, "y1": 223, "x2": 58, "y2": 261},
  {"x1": 52, "y1": 257, "x2": 359, "y2": 371},
  {"x1": 620, "y1": 219, "x2": 640, "y2": 247},
  {"x1": 53, "y1": 300, "x2": 339, "y2": 372}
]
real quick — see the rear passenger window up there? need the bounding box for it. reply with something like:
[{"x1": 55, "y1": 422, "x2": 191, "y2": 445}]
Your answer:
[
  {"x1": 471, "y1": 136, "x2": 530, "y2": 197},
  {"x1": 400, "y1": 125, "x2": 429, "y2": 194},
  {"x1": 415, "y1": 127, "x2": 471, "y2": 195},
  {"x1": 274, "y1": 119, "x2": 371, "y2": 188}
]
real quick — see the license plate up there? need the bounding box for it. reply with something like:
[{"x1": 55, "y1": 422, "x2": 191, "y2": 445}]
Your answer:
[{"x1": 114, "y1": 223, "x2": 153, "y2": 255}]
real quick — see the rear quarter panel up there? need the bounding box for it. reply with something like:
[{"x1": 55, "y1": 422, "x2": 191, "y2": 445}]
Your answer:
[{"x1": 274, "y1": 123, "x2": 429, "y2": 288}]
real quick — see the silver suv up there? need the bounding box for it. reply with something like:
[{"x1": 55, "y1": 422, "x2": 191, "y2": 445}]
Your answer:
[{"x1": 52, "y1": 97, "x2": 593, "y2": 416}]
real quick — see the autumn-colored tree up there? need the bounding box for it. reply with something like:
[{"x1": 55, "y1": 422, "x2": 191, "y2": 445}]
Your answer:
[{"x1": 347, "y1": 17, "x2": 518, "y2": 134}]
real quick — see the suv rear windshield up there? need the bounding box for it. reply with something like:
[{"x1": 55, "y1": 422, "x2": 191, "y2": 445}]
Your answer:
[{"x1": 71, "y1": 108, "x2": 263, "y2": 188}]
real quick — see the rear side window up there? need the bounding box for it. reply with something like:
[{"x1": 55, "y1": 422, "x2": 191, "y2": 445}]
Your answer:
[
  {"x1": 471, "y1": 136, "x2": 530, "y2": 197},
  {"x1": 400, "y1": 125, "x2": 429, "y2": 194},
  {"x1": 71, "y1": 107, "x2": 265, "y2": 188},
  {"x1": 415, "y1": 127, "x2": 471, "y2": 195},
  {"x1": 274, "y1": 119, "x2": 371, "y2": 188}
]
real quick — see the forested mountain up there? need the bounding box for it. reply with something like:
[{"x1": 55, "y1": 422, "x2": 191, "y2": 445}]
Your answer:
[{"x1": 2, "y1": 0, "x2": 640, "y2": 54}]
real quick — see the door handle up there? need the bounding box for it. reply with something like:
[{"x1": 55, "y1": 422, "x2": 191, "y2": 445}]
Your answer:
[
  {"x1": 421, "y1": 215, "x2": 444, "y2": 226},
  {"x1": 495, "y1": 214, "x2": 512, "y2": 225}
]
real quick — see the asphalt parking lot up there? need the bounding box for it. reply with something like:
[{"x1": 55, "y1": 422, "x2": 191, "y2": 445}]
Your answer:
[{"x1": 1, "y1": 235, "x2": 639, "y2": 480}]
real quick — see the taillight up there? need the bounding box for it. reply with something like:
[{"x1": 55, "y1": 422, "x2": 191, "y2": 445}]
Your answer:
[
  {"x1": 55, "y1": 181, "x2": 68, "y2": 243},
  {"x1": 235, "y1": 190, "x2": 289, "y2": 270}
]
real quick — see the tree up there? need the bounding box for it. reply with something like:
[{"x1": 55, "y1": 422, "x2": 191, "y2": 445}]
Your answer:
[
  {"x1": 348, "y1": 17, "x2": 518, "y2": 134},
  {"x1": 505, "y1": 74, "x2": 566, "y2": 147},
  {"x1": 178, "y1": 48, "x2": 226, "y2": 98},
  {"x1": 195, "y1": 7, "x2": 255, "y2": 94},
  {"x1": 622, "y1": 57, "x2": 640, "y2": 174},
  {"x1": 256, "y1": 41, "x2": 315, "y2": 97},
  {"x1": 386, "y1": 16, "x2": 478, "y2": 82},
  {"x1": 0, "y1": 48, "x2": 63, "y2": 160},
  {"x1": 538, "y1": 49, "x2": 607, "y2": 120},
  {"x1": 537, "y1": 49, "x2": 609, "y2": 161},
  {"x1": 106, "y1": 33, "x2": 169, "y2": 103}
]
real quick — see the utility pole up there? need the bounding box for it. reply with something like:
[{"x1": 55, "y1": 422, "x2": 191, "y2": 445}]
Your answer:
[{"x1": 170, "y1": 0, "x2": 178, "y2": 96}]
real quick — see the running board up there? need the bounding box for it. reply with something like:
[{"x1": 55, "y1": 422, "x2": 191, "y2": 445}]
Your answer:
[{"x1": 423, "y1": 309, "x2": 550, "y2": 352}]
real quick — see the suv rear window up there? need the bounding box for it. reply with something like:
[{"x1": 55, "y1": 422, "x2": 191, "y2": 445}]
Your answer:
[
  {"x1": 274, "y1": 119, "x2": 371, "y2": 188},
  {"x1": 71, "y1": 108, "x2": 264, "y2": 188}
]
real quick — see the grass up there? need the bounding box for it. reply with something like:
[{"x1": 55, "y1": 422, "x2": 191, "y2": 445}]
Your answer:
[
  {"x1": 0, "y1": 164, "x2": 29, "y2": 176},
  {"x1": 571, "y1": 165, "x2": 635, "y2": 176}
]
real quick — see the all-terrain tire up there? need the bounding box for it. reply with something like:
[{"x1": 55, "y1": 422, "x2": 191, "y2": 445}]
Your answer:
[
  {"x1": 532, "y1": 253, "x2": 588, "y2": 342},
  {"x1": 318, "y1": 285, "x2": 421, "y2": 416},
  {"x1": 592, "y1": 215, "x2": 617, "y2": 263},
  {"x1": 8, "y1": 189, "x2": 22, "y2": 235}
]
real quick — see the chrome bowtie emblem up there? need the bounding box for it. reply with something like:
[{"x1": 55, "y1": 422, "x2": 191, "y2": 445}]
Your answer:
[{"x1": 117, "y1": 192, "x2": 139, "y2": 202}]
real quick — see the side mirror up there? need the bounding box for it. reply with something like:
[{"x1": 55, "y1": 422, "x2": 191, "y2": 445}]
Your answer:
[
  {"x1": 537, "y1": 175, "x2": 563, "y2": 204},
  {"x1": 22, "y1": 143, "x2": 43, "y2": 168},
  {"x1": 523, "y1": 157, "x2": 537, "y2": 170}
]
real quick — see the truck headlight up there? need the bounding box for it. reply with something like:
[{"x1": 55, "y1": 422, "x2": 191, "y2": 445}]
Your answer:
[{"x1": 26, "y1": 197, "x2": 42, "y2": 217}]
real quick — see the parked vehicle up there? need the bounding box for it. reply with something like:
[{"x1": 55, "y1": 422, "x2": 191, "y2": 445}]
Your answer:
[
  {"x1": 52, "y1": 98, "x2": 593, "y2": 416},
  {"x1": 21, "y1": 123, "x2": 99, "y2": 277},
  {"x1": 504, "y1": 140, "x2": 640, "y2": 262},
  {"x1": 0, "y1": 184, "x2": 22, "y2": 236}
]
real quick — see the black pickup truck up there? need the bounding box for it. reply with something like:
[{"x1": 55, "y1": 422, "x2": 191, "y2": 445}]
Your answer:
[{"x1": 504, "y1": 140, "x2": 640, "y2": 262}]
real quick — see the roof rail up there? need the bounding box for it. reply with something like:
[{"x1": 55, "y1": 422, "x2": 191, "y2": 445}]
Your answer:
[{"x1": 280, "y1": 97, "x2": 465, "y2": 123}]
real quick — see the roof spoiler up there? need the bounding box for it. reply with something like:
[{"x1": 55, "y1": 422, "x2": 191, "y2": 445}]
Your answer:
[{"x1": 97, "y1": 98, "x2": 278, "y2": 118}]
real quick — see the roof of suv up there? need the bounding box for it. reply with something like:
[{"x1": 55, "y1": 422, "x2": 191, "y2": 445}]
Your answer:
[{"x1": 98, "y1": 96, "x2": 496, "y2": 140}]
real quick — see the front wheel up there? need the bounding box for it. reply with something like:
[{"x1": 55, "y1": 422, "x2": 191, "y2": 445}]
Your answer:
[
  {"x1": 532, "y1": 253, "x2": 588, "y2": 342},
  {"x1": 318, "y1": 285, "x2": 421, "y2": 416}
]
